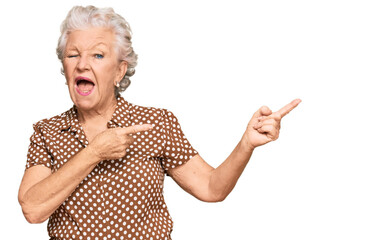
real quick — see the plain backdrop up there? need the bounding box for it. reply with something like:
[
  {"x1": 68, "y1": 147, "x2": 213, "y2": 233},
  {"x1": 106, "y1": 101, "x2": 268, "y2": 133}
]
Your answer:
[{"x1": 1, "y1": 0, "x2": 388, "y2": 239}]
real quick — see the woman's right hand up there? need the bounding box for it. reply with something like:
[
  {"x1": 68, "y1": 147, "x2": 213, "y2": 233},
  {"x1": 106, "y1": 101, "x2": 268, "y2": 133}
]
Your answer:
[
  {"x1": 88, "y1": 124, "x2": 153, "y2": 162},
  {"x1": 18, "y1": 124, "x2": 152, "y2": 224}
]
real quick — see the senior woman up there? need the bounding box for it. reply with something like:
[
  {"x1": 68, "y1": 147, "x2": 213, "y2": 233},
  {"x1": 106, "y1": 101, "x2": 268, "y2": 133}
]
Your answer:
[{"x1": 18, "y1": 5, "x2": 300, "y2": 240}]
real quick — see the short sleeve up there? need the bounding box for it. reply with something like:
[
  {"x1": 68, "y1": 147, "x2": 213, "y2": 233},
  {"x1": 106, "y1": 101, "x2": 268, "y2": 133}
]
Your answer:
[
  {"x1": 25, "y1": 123, "x2": 52, "y2": 170},
  {"x1": 161, "y1": 110, "x2": 198, "y2": 171}
]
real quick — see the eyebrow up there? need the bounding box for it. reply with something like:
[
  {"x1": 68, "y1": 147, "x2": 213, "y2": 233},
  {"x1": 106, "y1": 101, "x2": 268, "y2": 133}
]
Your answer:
[
  {"x1": 66, "y1": 42, "x2": 110, "y2": 51},
  {"x1": 92, "y1": 42, "x2": 109, "y2": 48}
]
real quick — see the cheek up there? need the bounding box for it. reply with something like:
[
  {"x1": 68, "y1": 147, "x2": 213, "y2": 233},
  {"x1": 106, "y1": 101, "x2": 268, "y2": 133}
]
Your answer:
[
  {"x1": 63, "y1": 61, "x2": 74, "y2": 78},
  {"x1": 63, "y1": 66, "x2": 71, "y2": 82},
  {"x1": 95, "y1": 66, "x2": 117, "y2": 94},
  {"x1": 100, "y1": 62, "x2": 121, "y2": 83}
]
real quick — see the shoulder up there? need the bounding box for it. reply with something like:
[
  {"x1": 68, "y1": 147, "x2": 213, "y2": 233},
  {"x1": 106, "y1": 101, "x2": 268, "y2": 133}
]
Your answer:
[
  {"x1": 116, "y1": 96, "x2": 172, "y2": 124},
  {"x1": 128, "y1": 103, "x2": 174, "y2": 124},
  {"x1": 126, "y1": 101, "x2": 184, "y2": 135},
  {"x1": 130, "y1": 103, "x2": 171, "y2": 116},
  {"x1": 32, "y1": 107, "x2": 74, "y2": 134}
]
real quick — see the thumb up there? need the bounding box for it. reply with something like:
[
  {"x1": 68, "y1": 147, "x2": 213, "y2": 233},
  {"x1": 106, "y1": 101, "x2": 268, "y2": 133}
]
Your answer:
[
  {"x1": 250, "y1": 106, "x2": 272, "y2": 125},
  {"x1": 122, "y1": 124, "x2": 153, "y2": 135},
  {"x1": 258, "y1": 106, "x2": 272, "y2": 117}
]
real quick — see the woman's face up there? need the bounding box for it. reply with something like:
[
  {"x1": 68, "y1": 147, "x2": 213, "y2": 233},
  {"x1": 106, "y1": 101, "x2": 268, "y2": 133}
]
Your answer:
[{"x1": 63, "y1": 27, "x2": 127, "y2": 112}]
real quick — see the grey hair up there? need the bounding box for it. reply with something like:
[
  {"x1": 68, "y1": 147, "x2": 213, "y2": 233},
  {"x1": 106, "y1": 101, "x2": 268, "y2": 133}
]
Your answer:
[{"x1": 56, "y1": 5, "x2": 137, "y2": 96}]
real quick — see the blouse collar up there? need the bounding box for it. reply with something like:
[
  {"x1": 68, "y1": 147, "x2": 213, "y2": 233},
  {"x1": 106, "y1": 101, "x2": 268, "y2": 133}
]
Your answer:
[{"x1": 59, "y1": 95, "x2": 132, "y2": 133}]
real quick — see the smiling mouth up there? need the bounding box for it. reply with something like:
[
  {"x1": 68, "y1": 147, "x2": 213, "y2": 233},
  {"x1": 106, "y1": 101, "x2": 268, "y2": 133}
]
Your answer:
[{"x1": 75, "y1": 77, "x2": 95, "y2": 96}]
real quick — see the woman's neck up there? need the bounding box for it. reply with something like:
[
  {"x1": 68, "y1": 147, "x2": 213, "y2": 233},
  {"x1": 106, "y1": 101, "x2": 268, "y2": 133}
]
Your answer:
[
  {"x1": 77, "y1": 97, "x2": 117, "y2": 127},
  {"x1": 77, "y1": 98, "x2": 118, "y2": 142}
]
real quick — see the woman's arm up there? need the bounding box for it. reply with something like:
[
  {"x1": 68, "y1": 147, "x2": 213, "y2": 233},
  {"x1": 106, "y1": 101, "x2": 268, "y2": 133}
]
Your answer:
[
  {"x1": 168, "y1": 99, "x2": 301, "y2": 202},
  {"x1": 18, "y1": 124, "x2": 152, "y2": 223},
  {"x1": 18, "y1": 148, "x2": 100, "y2": 223}
]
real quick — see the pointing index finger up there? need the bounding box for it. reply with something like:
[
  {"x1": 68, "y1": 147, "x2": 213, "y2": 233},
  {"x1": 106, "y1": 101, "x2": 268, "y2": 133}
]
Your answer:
[
  {"x1": 123, "y1": 124, "x2": 153, "y2": 135},
  {"x1": 277, "y1": 99, "x2": 302, "y2": 118}
]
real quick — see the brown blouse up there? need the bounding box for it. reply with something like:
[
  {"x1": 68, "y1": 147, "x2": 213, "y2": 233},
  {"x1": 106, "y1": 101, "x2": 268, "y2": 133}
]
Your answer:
[{"x1": 26, "y1": 96, "x2": 198, "y2": 240}]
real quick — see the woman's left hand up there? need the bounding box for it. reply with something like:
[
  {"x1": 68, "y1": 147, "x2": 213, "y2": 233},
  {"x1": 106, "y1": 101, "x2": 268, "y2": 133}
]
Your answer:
[
  {"x1": 169, "y1": 98, "x2": 302, "y2": 202},
  {"x1": 242, "y1": 99, "x2": 301, "y2": 151}
]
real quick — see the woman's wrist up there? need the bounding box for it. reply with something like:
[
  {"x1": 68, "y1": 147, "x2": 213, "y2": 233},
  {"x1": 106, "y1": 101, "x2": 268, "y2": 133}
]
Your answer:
[
  {"x1": 83, "y1": 145, "x2": 103, "y2": 165},
  {"x1": 240, "y1": 132, "x2": 256, "y2": 154}
]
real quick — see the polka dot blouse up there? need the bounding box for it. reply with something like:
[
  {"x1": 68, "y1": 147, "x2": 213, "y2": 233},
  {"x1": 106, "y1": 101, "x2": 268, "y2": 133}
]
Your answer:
[{"x1": 25, "y1": 96, "x2": 198, "y2": 240}]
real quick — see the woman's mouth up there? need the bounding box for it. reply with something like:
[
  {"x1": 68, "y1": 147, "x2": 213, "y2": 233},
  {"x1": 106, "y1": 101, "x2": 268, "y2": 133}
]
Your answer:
[{"x1": 75, "y1": 77, "x2": 95, "y2": 96}]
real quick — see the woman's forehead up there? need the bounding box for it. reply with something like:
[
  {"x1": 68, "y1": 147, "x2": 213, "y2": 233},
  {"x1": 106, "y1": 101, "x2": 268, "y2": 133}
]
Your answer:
[{"x1": 66, "y1": 27, "x2": 115, "y2": 49}]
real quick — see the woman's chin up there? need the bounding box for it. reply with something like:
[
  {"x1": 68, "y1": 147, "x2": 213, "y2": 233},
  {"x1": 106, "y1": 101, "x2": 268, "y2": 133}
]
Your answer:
[
  {"x1": 70, "y1": 92, "x2": 97, "y2": 111},
  {"x1": 74, "y1": 100, "x2": 97, "y2": 111}
]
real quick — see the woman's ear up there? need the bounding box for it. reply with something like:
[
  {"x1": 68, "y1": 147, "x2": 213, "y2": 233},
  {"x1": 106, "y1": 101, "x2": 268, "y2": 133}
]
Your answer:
[{"x1": 117, "y1": 61, "x2": 128, "y2": 82}]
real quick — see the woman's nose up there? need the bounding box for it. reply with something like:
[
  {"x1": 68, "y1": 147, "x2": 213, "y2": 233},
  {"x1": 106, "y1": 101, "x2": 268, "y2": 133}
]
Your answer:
[{"x1": 76, "y1": 55, "x2": 91, "y2": 71}]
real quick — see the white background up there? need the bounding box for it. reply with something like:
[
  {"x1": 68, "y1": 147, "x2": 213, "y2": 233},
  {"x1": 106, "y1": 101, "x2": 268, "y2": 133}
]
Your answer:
[{"x1": 1, "y1": 0, "x2": 388, "y2": 239}]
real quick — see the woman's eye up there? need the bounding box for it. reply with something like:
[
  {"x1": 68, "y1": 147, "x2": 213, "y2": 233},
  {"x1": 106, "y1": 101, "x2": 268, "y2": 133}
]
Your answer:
[
  {"x1": 67, "y1": 55, "x2": 78, "y2": 58},
  {"x1": 95, "y1": 54, "x2": 104, "y2": 59}
]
